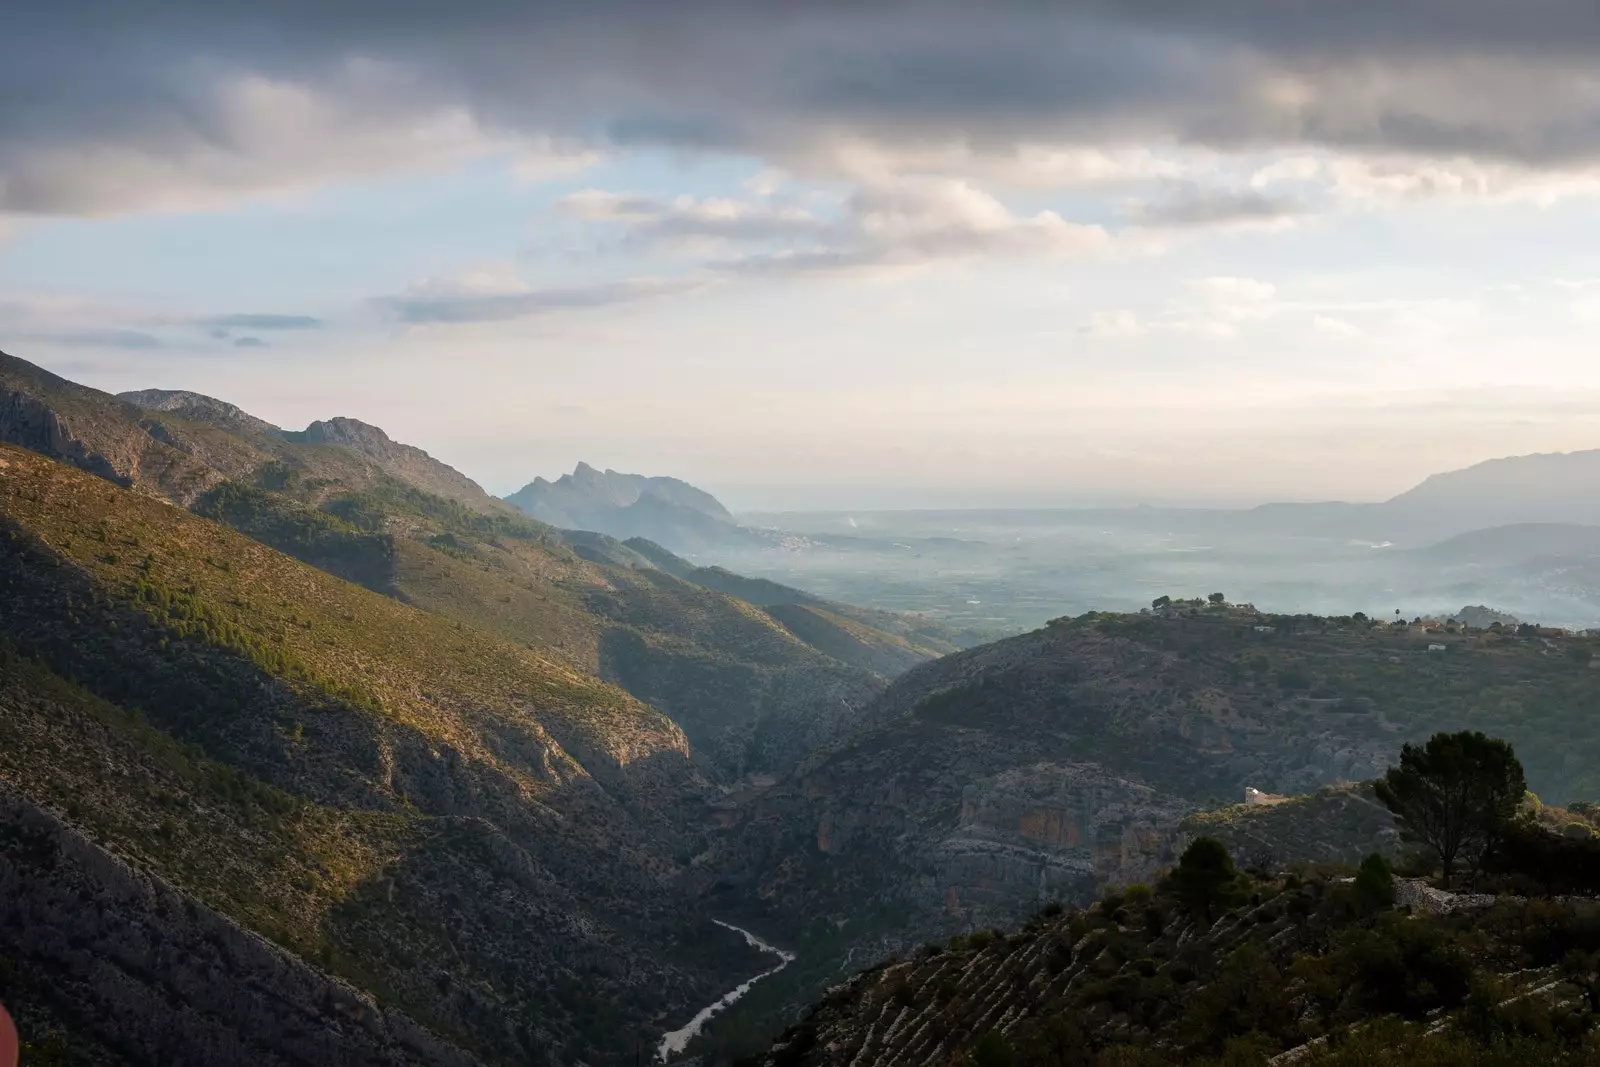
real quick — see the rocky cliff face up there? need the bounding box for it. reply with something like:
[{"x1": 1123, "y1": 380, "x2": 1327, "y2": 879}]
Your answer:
[
  {"x1": 279, "y1": 417, "x2": 509, "y2": 513},
  {"x1": 117, "y1": 388, "x2": 284, "y2": 439},
  {"x1": 1, "y1": 353, "x2": 238, "y2": 503}
]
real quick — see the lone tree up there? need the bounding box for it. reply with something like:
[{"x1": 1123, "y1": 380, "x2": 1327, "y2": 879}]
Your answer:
[
  {"x1": 1174, "y1": 836, "x2": 1241, "y2": 923},
  {"x1": 1374, "y1": 731, "x2": 1526, "y2": 888},
  {"x1": 1208, "y1": 592, "x2": 1227, "y2": 606}
]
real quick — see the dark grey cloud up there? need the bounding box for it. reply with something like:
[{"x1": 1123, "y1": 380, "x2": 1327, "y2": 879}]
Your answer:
[
  {"x1": 1128, "y1": 184, "x2": 1305, "y2": 227},
  {"x1": 233, "y1": 335, "x2": 268, "y2": 347},
  {"x1": 28, "y1": 328, "x2": 162, "y2": 349},
  {"x1": 378, "y1": 277, "x2": 707, "y2": 324},
  {"x1": 198, "y1": 313, "x2": 323, "y2": 331},
  {"x1": 6, "y1": 2, "x2": 1600, "y2": 216}
]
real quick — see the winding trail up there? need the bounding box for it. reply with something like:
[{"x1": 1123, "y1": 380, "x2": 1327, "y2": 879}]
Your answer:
[{"x1": 657, "y1": 920, "x2": 795, "y2": 1062}]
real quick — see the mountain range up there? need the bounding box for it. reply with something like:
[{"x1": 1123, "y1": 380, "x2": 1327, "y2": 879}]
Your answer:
[
  {"x1": 7, "y1": 345, "x2": 1600, "y2": 1066},
  {"x1": 0, "y1": 348, "x2": 982, "y2": 1065},
  {"x1": 1088, "y1": 449, "x2": 1600, "y2": 545}
]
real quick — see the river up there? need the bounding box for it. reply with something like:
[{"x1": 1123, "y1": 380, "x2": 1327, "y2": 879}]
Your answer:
[{"x1": 656, "y1": 920, "x2": 795, "y2": 1062}]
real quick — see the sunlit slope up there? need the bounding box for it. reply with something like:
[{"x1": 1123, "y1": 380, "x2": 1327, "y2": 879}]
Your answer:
[{"x1": 0, "y1": 443, "x2": 765, "y2": 1065}]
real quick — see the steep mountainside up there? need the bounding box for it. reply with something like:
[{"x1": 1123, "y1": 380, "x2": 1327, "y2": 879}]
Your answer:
[
  {"x1": 505, "y1": 462, "x2": 759, "y2": 551},
  {"x1": 280, "y1": 416, "x2": 510, "y2": 513},
  {"x1": 0, "y1": 444, "x2": 772, "y2": 1065},
  {"x1": 0, "y1": 352, "x2": 954, "y2": 780},
  {"x1": 687, "y1": 606, "x2": 1600, "y2": 1061},
  {"x1": 0, "y1": 352, "x2": 261, "y2": 502},
  {"x1": 0, "y1": 354, "x2": 511, "y2": 519}
]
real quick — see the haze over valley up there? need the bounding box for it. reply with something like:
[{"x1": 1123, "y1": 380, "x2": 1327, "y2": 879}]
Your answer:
[{"x1": 499, "y1": 453, "x2": 1600, "y2": 635}]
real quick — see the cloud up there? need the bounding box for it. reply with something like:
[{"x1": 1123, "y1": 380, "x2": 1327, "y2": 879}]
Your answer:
[
  {"x1": 1189, "y1": 276, "x2": 1278, "y2": 303},
  {"x1": 377, "y1": 275, "x2": 709, "y2": 324},
  {"x1": 198, "y1": 313, "x2": 323, "y2": 332},
  {"x1": 1312, "y1": 314, "x2": 1364, "y2": 339},
  {"x1": 233, "y1": 336, "x2": 268, "y2": 348},
  {"x1": 567, "y1": 175, "x2": 1110, "y2": 281},
  {"x1": 11, "y1": 4, "x2": 1600, "y2": 216},
  {"x1": 1081, "y1": 310, "x2": 1147, "y2": 339},
  {"x1": 561, "y1": 189, "x2": 831, "y2": 249},
  {"x1": 1128, "y1": 184, "x2": 1305, "y2": 227}
]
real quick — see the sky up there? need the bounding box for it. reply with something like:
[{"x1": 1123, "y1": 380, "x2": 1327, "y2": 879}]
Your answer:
[{"x1": 4, "y1": 2, "x2": 1600, "y2": 510}]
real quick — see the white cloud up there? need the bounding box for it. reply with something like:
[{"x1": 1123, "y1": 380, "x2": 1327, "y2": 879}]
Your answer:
[
  {"x1": 1189, "y1": 276, "x2": 1277, "y2": 303},
  {"x1": 1313, "y1": 314, "x2": 1364, "y2": 338},
  {"x1": 561, "y1": 175, "x2": 1110, "y2": 283},
  {"x1": 510, "y1": 135, "x2": 606, "y2": 183},
  {"x1": 1082, "y1": 310, "x2": 1147, "y2": 339}
]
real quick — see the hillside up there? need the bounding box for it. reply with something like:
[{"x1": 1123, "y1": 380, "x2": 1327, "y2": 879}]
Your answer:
[
  {"x1": 0, "y1": 444, "x2": 771, "y2": 1065},
  {"x1": 754, "y1": 851, "x2": 1600, "y2": 1067},
  {"x1": 623, "y1": 541, "x2": 986, "y2": 675},
  {"x1": 684, "y1": 605, "x2": 1600, "y2": 1060},
  {"x1": 2, "y1": 351, "x2": 957, "y2": 779}
]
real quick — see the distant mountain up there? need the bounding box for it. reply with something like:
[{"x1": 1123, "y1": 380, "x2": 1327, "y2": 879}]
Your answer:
[
  {"x1": 1419, "y1": 522, "x2": 1600, "y2": 564},
  {"x1": 1252, "y1": 449, "x2": 1600, "y2": 543},
  {"x1": 1387, "y1": 448, "x2": 1600, "y2": 529},
  {"x1": 504, "y1": 461, "x2": 760, "y2": 551}
]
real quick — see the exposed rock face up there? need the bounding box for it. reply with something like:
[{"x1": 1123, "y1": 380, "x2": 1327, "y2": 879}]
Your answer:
[
  {"x1": 0, "y1": 786, "x2": 485, "y2": 1067},
  {"x1": 283, "y1": 417, "x2": 505, "y2": 512},
  {"x1": 927, "y1": 764, "x2": 1191, "y2": 921},
  {"x1": 1, "y1": 352, "x2": 233, "y2": 503},
  {"x1": 117, "y1": 388, "x2": 283, "y2": 438}
]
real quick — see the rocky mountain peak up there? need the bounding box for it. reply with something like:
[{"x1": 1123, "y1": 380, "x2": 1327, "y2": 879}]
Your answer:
[
  {"x1": 118, "y1": 388, "x2": 282, "y2": 437},
  {"x1": 296, "y1": 416, "x2": 394, "y2": 448}
]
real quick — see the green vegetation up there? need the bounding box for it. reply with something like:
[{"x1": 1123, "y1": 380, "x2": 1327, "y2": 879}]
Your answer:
[
  {"x1": 1044, "y1": 608, "x2": 1600, "y2": 803},
  {"x1": 0, "y1": 443, "x2": 765, "y2": 1066},
  {"x1": 759, "y1": 824, "x2": 1600, "y2": 1067},
  {"x1": 1376, "y1": 731, "x2": 1528, "y2": 887},
  {"x1": 1174, "y1": 837, "x2": 1244, "y2": 924}
]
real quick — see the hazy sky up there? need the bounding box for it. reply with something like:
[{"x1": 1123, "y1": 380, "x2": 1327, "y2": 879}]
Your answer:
[{"x1": 5, "y1": 2, "x2": 1600, "y2": 509}]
